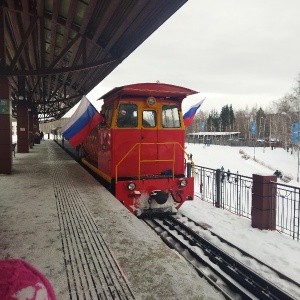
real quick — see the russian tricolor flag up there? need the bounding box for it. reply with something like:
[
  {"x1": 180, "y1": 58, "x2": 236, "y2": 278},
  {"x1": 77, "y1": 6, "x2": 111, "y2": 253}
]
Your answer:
[
  {"x1": 183, "y1": 98, "x2": 206, "y2": 127},
  {"x1": 61, "y1": 96, "x2": 103, "y2": 147}
]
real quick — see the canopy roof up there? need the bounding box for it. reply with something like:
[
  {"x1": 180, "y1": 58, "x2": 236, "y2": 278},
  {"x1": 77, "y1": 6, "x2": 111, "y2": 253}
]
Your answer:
[
  {"x1": 100, "y1": 83, "x2": 198, "y2": 102},
  {"x1": 0, "y1": 0, "x2": 187, "y2": 122}
]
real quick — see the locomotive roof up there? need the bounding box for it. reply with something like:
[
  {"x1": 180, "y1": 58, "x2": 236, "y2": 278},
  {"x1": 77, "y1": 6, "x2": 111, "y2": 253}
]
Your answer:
[{"x1": 98, "y1": 83, "x2": 198, "y2": 102}]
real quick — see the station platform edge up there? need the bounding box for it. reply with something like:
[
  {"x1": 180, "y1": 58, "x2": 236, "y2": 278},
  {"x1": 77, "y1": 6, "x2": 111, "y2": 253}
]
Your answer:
[{"x1": 0, "y1": 140, "x2": 223, "y2": 300}]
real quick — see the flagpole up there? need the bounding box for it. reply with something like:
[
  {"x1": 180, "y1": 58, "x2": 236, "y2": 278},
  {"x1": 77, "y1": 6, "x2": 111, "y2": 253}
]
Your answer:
[{"x1": 297, "y1": 108, "x2": 300, "y2": 182}]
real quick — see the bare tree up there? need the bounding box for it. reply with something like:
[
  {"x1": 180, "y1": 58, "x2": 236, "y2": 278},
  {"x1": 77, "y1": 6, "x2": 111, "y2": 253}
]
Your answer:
[
  {"x1": 234, "y1": 108, "x2": 250, "y2": 139},
  {"x1": 184, "y1": 73, "x2": 300, "y2": 147}
]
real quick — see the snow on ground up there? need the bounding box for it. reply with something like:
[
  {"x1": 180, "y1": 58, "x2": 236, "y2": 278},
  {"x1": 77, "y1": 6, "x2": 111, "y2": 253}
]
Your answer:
[
  {"x1": 179, "y1": 143, "x2": 300, "y2": 298},
  {"x1": 18, "y1": 137, "x2": 299, "y2": 296},
  {"x1": 186, "y1": 143, "x2": 300, "y2": 186}
]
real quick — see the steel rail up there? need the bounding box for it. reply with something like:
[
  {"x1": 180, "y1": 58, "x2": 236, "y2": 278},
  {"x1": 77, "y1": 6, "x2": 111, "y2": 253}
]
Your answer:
[
  {"x1": 181, "y1": 214, "x2": 300, "y2": 290},
  {"x1": 144, "y1": 217, "x2": 250, "y2": 299},
  {"x1": 144, "y1": 217, "x2": 296, "y2": 300}
]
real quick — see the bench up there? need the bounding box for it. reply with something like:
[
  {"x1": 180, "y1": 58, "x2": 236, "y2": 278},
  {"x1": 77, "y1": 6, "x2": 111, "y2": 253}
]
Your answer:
[{"x1": 12, "y1": 143, "x2": 16, "y2": 157}]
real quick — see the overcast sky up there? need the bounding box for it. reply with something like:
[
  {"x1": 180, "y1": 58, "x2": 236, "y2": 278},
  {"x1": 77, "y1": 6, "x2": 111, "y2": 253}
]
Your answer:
[{"x1": 87, "y1": 0, "x2": 300, "y2": 114}]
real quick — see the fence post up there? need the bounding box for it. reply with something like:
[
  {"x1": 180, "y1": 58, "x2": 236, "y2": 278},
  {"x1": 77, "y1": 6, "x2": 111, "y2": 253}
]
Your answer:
[
  {"x1": 215, "y1": 169, "x2": 221, "y2": 208},
  {"x1": 251, "y1": 174, "x2": 277, "y2": 230}
]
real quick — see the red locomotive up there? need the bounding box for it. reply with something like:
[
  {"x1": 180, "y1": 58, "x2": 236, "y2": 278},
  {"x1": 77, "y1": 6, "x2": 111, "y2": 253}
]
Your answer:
[{"x1": 81, "y1": 83, "x2": 197, "y2": 216}]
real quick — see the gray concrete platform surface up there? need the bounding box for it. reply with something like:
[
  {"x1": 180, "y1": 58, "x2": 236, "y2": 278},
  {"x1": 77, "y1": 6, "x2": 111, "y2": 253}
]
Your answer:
[{"x1": 0, "y1": 140, "x2": 224, "y2": 299}]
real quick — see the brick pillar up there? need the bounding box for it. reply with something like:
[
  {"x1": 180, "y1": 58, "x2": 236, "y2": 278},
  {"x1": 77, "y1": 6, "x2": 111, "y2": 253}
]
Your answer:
[
  {"x1": 28, "y1": 110, "x2": 34, "y2": 132},
  {"x1": 0, "y1": 76, "x2": 12, "y2": 174},
  {"x1": 17, "y1": 76, "x2": 29, "y2": 152},
  {"x1": 34, "y1": 117, "x2": 39, "y2": 132},
  {"x1": 17, "y1": 102, "x2": 29, "y2": 153},
  {"x1": 252, "y1": 174, "x2": 277, "y2": 230},
  {"x1": 28, "y1": 110, "x2": 34, "y2": 148}
]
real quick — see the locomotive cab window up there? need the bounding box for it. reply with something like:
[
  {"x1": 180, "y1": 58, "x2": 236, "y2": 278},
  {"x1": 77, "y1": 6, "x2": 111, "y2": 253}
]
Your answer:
[
  {"x1": 101, "y1": 104, "x2": 113, "y2": 127},
  {"x1": 162, "y1": 105, "x2": 181, "y2": 128},
  {"x1": 142, "y1": 110, "x2": 156, "y2": 127},
  {"x1": 117, "y1": 103, "x2": 138, "y2": 128}
]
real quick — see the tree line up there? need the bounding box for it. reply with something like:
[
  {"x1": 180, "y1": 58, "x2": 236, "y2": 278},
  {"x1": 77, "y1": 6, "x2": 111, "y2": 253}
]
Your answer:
[{"x1": 186, "y1": 74, "x2": 300, "y2": 147}]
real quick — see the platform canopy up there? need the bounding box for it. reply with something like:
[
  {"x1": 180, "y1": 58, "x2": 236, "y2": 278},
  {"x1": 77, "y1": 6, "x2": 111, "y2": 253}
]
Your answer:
[{"x1": 0, "y1": 0, "x2": 187, "y2": 122}]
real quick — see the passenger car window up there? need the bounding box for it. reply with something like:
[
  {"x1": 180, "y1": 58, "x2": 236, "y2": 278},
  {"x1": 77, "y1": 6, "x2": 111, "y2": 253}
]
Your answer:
[
  {"x1": 142, "y1": 110, "x2": 156, "y2": 127},
  {"x1": 162, "y1": 105, "x2": 180, "y2": 128},
  {"x1": 117, "y1": 103, "x2": 138, "y2": 128}
]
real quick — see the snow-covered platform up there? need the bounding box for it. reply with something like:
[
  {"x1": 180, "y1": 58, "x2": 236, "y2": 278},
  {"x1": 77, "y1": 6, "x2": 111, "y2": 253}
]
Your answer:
[{"x1": 0, "y1": 140, "x2": 224, "y2": 299}]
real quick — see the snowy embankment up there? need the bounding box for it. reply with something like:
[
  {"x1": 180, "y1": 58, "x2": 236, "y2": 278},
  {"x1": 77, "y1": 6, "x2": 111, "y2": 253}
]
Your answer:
[
  {"x1": 180, "y1": 143, "x2": 300, "y2": 298},
  {"x1": 185, "y1": 143, "x2": 300, "y2": 186}
]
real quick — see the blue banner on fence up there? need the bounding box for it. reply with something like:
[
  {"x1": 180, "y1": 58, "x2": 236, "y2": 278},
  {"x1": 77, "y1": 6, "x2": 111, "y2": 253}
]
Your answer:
[
  {"x1": 201, "y1": 121, "x2": 205, "y2": 132},
  {"x1": 251, "y1": 121, "x2": 256, "y2": 135},
  {"x1": 293, "y1": 123, "x2": 299, "y2": 143}
]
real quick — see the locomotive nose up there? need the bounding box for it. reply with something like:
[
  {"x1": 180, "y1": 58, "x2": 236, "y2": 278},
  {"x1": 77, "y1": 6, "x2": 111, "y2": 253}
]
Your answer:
[{"x1": 149, "y1": 190, "x2": 169, "y2": 205}]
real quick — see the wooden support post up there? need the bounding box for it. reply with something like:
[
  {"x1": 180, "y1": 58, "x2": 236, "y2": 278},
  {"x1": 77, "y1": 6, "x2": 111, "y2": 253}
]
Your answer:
[
  {"x1": 0, "y1": 76, "x2": 12, "y2": 174},
  {"x1": 17, "y1": 102, "x2": 29, "y2": 153}
]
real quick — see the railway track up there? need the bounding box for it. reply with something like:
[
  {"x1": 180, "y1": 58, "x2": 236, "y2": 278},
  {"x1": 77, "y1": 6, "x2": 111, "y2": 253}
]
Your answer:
[
  {"x1": 58, "y1": 141, "x2": 299, "y2": 299},
  {"x1": 143, "y1": 215, "x2": 299, "y2": 300}
]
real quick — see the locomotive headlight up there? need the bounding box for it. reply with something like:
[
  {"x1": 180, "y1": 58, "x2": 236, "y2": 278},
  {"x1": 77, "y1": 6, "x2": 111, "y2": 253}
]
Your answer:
[
  {"x1": 146, "y1": 96, "x2": 156, "y2": 106},
  {"x1": 127, "y1": 182, "x2": 136, "y2": 191},
  {"x1": 179, "y1": 179, "x2": 188, "y2": 187}
]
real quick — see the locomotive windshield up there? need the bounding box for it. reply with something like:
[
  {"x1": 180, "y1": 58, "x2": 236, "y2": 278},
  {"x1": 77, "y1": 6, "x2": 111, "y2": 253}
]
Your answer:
[
  {"x1": 142, "y1": 110, "x2": 156, "y2": 127},
  {"x1": 117, "y1": 103, "x2": 138, "y2": 128},
  {"x1": 162, "y1": 105, "x2": 181, "y2": 128}
]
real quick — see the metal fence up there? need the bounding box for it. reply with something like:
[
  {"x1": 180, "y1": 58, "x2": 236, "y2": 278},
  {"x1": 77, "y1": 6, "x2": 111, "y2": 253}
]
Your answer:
[
  {"x1": 193, "y1": 165, "x2": 252, "y2": 219},
  {"x1": 192, "y1": 164, "x2": 300, "y2": 241},
  {"x1": 271, "y1": 181, "x2": 300, "y2": 241}
]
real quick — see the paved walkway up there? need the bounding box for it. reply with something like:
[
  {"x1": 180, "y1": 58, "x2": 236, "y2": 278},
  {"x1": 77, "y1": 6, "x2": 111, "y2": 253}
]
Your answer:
[{"x1": 0, "y1": 140, "x2": 224, "y2": 299}]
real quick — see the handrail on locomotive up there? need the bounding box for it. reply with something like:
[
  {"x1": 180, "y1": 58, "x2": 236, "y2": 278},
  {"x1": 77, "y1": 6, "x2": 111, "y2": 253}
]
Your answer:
[{"x1": 115, "y1": 142, "x2": 194, "y2": 183}]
